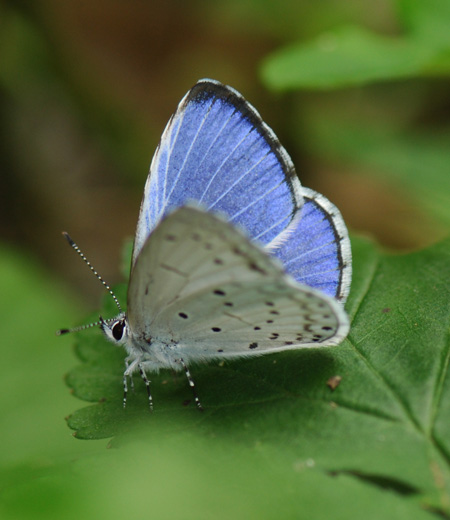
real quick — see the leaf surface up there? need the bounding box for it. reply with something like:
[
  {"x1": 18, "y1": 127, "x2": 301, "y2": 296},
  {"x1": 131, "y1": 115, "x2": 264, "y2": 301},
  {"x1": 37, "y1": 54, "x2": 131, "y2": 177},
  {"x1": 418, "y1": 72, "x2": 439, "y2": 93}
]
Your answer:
[{"x1": 66, "y1": 237, "x2": 450, "y2": 516}]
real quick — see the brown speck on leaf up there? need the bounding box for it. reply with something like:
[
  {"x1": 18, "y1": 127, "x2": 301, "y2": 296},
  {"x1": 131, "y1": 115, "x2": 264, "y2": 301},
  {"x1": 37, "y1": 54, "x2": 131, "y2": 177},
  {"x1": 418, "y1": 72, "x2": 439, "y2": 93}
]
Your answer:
[
  {"x1": 382, "y1": 308, "x2": 391, "y2": 313},
  {"x1": 182, "y1": 399, "x2": 191, "y2": 407},
  {"x1": 326, "y1": 375, "x2": 342, "y2": 391}
]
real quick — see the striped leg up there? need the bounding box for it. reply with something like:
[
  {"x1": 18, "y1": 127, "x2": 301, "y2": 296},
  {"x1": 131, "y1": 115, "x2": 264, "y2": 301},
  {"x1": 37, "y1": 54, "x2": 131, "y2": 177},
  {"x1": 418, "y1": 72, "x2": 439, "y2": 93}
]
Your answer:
[
  {"x1": 123, "y1": 357, "x2": 136, "y2": 409},
  {"x1": 179, "y1": 358, "x2": 203, "y2": 411},
  {"x1": 122, "y1": 372, "x2": 129, "y2": 409},
  {"x1": 125, "y1": 357, "x2": 135, "y2": 391},
  {"x1": 138, "y1": 363, "x2": 153, "y2": 411}
]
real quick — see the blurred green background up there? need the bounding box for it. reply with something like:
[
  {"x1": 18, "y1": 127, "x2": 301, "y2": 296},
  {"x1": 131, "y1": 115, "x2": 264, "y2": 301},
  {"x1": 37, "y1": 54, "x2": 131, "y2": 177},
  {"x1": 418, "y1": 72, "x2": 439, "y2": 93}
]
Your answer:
[{"x1": 1, "y1": 1, "x2": 449, "y2": 519}]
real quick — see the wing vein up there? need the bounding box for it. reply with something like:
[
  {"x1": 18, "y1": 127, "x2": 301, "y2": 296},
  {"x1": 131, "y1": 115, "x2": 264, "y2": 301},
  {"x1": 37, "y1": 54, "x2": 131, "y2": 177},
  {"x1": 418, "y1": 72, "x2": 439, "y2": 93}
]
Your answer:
[
  {"x1": 198, "y1": 122, "x2": 256, "y2": 204},
  {"x1": 162, "y1": 98, "x2": 216, "y2": 215}
]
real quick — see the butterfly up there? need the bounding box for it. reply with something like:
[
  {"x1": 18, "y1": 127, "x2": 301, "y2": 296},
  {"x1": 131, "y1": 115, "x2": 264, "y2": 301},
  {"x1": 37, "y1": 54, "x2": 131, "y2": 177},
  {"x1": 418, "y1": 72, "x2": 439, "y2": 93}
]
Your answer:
[{"x1": 59, "y1": 79, "x2": 352, "y2": 410}]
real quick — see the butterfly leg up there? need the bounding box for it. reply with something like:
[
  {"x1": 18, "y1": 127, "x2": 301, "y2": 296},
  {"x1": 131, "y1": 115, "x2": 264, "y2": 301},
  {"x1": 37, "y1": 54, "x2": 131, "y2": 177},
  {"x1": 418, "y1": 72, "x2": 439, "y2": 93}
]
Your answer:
[
  {"x1": 138, "y1": 363, "x2": 153, "y2": 411},
  {"x1": 122, "y1": 372, "x2": 128, "y2": 408},
  {"x1": 123, "y1": 357, "x2": 139, "y2": 409},
  {"x1": 178, "y1": 358, "x2": 203, "y2": 411},
  {"x1": 124, "y1": 357, "x2": 135, "y2": 392}
]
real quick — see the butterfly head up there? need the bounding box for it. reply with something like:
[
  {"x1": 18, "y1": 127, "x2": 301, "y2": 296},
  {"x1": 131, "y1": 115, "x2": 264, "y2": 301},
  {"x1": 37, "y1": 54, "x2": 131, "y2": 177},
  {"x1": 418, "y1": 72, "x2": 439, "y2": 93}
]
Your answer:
[
  {"x1": 56, "y1": 232, "x2": 130, "y2": 346},
  {"x1": 100, "y1": 313, "x2": 129, "y2": 346}
]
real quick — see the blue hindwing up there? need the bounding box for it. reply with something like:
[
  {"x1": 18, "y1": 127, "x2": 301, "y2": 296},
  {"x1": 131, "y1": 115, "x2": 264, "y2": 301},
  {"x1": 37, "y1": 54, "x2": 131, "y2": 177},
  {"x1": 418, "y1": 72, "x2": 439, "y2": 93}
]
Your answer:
[{"x1": 272, "y1": 188, "x2": 352, "y2": 302}]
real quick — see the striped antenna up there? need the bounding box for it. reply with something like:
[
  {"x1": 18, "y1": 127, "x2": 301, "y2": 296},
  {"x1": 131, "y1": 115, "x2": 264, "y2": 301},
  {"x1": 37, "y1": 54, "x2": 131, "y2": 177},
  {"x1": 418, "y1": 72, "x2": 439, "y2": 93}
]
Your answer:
[
  {"x1": 56, "y1": 317, "x2": 103, "y2": 335},
  {"x1": 56, "y1": 233, "x2": 123, "y2": 336},
  {"x1": 62, "y1": 232, "x2": 122, "y2": 313},
  {"x1": 56, "y1": 316, "x2": 115, "y2": 336}
]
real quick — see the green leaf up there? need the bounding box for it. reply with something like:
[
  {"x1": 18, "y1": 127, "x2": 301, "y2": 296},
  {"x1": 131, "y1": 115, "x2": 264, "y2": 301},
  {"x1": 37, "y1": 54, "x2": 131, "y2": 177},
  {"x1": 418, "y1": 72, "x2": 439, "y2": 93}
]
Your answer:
[
  {"x1": 2, "y1": 436, "x2": 440, "y2": 520},
  {"x1": 0, "y1": 245, "x2": 93, "y2": 469},
  {"x1": 304, "y1": 117, "x2": 450, "y2": 227},
  {"x1": 0, "y1": 244, "x2": 104, "y2": 520},
  {"x1": 65, "y1": 236, "x2": 450, "y2": 516},
  {"x1": 398, "y1": 0, "x2": 450, "y2": 47},
  {"x1": 260, "y1": 25, "x2": 449, "y2": 91}
]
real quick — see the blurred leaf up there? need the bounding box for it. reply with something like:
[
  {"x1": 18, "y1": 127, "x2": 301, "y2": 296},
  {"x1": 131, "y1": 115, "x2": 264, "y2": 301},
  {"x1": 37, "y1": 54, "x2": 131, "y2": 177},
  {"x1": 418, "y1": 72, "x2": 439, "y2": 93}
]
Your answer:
[
  {"x1": 2, "y1": 435, "x2": 441, "y2": 520},
  {"x1": 0, "y1": 244, "x2": 99, "y2": 470},
  {"x1": 261, "y1": 25, "x2": 448, "y2": 91},
  {"x1": 304, "y1": 117, "x2": 450, "y2": 226},
  {"x1": 65, "y1": 237, "x2": 450, "y2": 516},
  {"x1": 398, "y1": 0, "x2": 450, "y2": 47}
]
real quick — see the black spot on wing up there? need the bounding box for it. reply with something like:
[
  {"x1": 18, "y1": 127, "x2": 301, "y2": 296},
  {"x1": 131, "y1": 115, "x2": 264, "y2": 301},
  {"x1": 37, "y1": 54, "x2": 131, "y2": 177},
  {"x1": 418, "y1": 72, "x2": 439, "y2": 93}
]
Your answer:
[{"x1": 248, "y1": 261, "x2": 267, "y2": 275}]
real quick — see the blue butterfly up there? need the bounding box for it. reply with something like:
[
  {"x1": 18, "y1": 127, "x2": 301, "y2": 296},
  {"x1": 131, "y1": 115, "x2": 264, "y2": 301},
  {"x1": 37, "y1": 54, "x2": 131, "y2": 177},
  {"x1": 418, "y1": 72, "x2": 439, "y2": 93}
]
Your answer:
[{"x1": 60, "y1": 79, "x2": 352, "y2": 410}]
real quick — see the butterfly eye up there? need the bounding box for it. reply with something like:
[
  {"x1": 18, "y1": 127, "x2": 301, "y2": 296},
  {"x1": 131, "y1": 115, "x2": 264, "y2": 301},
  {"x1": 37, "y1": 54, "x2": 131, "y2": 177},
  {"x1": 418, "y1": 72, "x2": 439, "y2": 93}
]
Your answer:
[{"x1": 112, "y1": 320, "x2": 125, "y2": 341}]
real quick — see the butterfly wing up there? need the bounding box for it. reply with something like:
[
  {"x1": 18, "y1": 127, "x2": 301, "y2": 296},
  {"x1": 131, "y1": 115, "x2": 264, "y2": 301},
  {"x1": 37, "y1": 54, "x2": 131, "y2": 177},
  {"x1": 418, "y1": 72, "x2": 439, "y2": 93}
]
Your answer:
[
  {"x1": 127, "y1": 207, "x2": 349, "y2": 364},
  {"x1": 272, "y1": 187, "x2": 352, "y2": 302},
  {"x1": 132, "y1": 79, "x2": 303, "y2": 265}
]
